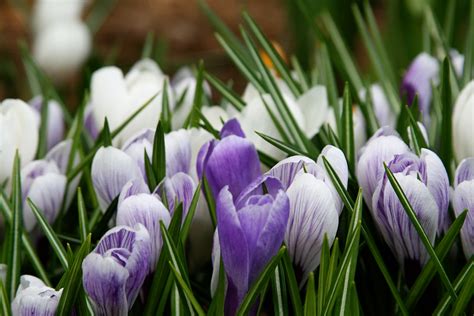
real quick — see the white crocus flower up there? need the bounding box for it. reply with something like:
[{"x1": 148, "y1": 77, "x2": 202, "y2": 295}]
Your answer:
[
  {"x1": 0, "y1": 99, "x2": 39, "y2": 182},
  {"x1": 452, "y1": 80, "x2": 474, "y2": 161}
]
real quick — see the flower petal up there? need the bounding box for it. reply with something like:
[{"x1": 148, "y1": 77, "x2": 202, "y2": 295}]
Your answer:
[
  {"x1": 91, "y1": 146, "x2": 143, "y2": 211},
  {"x1": 420, "y1": 149, "x2": 450, "y2": 233},
  {"x1": 235, "y1": 174, "x2": 283, "y2": 209},
  {"x1": 267, "y1": 155, "x2": 316, "y2": 190},
  {"x1": 296, "y1": 85, "x2": 329, "y2": 138},
  {"x1": 373, "y1": 173, "x2": 438, "y2": 264},
  {"x1": 165, "y1": 129, "x2": 191, "y2": 176},
  {"x1": 159, "y1": 172, "x2": 196, "y2": 219},
  {"x1": 455, "y1": 158, "x2": 474, "y2": 186},
  {"x1": 285, "y1": 173, "x2": 338, "y2": 281},
  {"x1": 116, "y1": 194, "x2": 170, "y2": 268},
  {"x1": 118, "y1": 178, "x2": 150, "y2": 206},
  {"x1": 220, "y1": 118, "x2": 245, "y2": 138},
  {"x1": 452, "y1": 181, "x2": 474, "y2": 258},
  {"x1": 121, "y1": 128, "x2": 155, "y2": 179},
  {"x1": 216, "y1": 187, "x2": 249, "y2": 303}
]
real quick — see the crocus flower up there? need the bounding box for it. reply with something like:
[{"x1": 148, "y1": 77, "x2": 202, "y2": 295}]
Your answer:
[
  {"x1": 197, "y1": 119, "x2": 261, "y2": 200},
  {"x1": 215, "y1": 180, "x2": 289, "y2": 314},
  {"x1": 32, "y1": 0, "x2": 91, "y2": 81},
  {"x1": 400, "y1": 53, "x2": 439, "y2": 126},
  {"x1": 357, "y1": 127, "x2": 410, "y2": 208},
  {"x1": 82, "y1": 225, "x2": 152, "y2": 315},
  {"x1": 157, "y1": 172, "x2": 197, "y2": 218},
  {"x1": 90, "y1": 59, "x2": 173, "y2": 145},
  {"x1": 452, "y1": 158, "x2": 474, "y2": 258},
  {"x1": 21, "y1": 160, "x2": 66, "y2": 232},
  {"x1": 359, "y1": 84, "x2": 395, "y2": 127},
  {"x1": 267, "y1": 146, "x2": 348, "y2": 281},
  {"x1": 121, "y1": 128, "x2": 155, "y2": 179},
  {"x1": 0, "y1": 99, "x2": 39, "y2": 182},
  {"x1": 91, "y1": 146, "x2": 143, "y2": 211},
  {"x1": 116, "y1": 190, "x2": 170, "y2": 268},
  {"x1": 237, "y1": 85, "x2": 329, "y2": 159},
  {"x1": 29, "y1": 96, "x2": 65, "y2": 150},
  {"x1": 11, "y1": 275, "x2": 63, "y2": 316},
  {"x1": 371, "y1": 149, "x2": 449, "y2": 264},
  {"x1": 452, "y1": 80, "x2": 474, "y2": 161}
]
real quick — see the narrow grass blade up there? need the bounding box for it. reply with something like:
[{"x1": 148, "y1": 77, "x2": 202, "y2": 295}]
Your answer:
[
  {"x1": 207, "y1": 261, "x2": 226, "y2": 315},
  {"x1": 243, "y1": 12, "x2": 302, "y2": 97},
  {"x1": 433, "y1": 260, "x2": 473, "y2": 315},
  {"x1": 160, "y1": 79, "x2": 172, "y2": 133},
  {"x1": 317, "y1": 236, "x2": 330, "y2": 315},
  {"x1": 36, "y1": 96, "x2": 49, "y2": 158},
  {"x1": 184, "y1": 62, "x2": 205, "y2": 128},
  {"x1": 463, "y1": 0, "x2": 474, "y2": 85},
  {"x1": 341, "y1": 83, "x2": 355, "y2": 171},
  {"x1": 0, "y1": 279, "x2": 11, "y2": 316},
  {"x1": 152, "y1": 121, "x2": 166, "y2": 184},
  {"x1": 56, "y1": 234, "x2": 91, "y2": 315},
  {"x1": 282, "y1": 250, "x2": 303, "y2": 316},
  {"x1": 180, "y1": 182, "x2": 201, "y2": 241},
  {"x1": 141, "y1": 31, "x2": 155, "y2": 59},
  {"x1": 77, "y1": 188, "x2": 88, "y2": 242},
  {"x1": 439, "y1": 58, "x2": 453, "y2": 178},
  {"x1": 202, "y1": 176, "x2": 217, "y2": 228},
  {"x1": 450, "y1": 266, "x2": 474, "y2": 315},
  {"x1": 236, "y1": 246, "x2": 286, "y2": 316},
  {"x1": 27, "y1": 199, "x2": 69, "y2": 269},
  {"x1": 256, "y1": 131, "x2": 311, "y2": 157},
  {"x1": 406, "y1": 210, "x2": 467, "y2": 309},
  {"x1": 271, "y1": 264, "x2": 288, "y2": 316},
  {"x1": 169, "y1": 263, "x2": 206, "y2": 316},
  {"x1": 6, "y1": 152, "x2": 22, "y2": 299},
  {"x1": 203, "y1": 71, "x2": 245, "y2": 111},
  {"x1": 304, "y1": 272, "x2": 316, "y2": 316},
  {"x1": 383, "y1": 164, "x2": 456, "y2": 300}
]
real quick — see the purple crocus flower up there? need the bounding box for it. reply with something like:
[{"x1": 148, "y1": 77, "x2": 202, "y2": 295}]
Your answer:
[
  {"x1": 197, "y1": 119, "x2": 261, "y2": 201},
  {"x1": 91, "y1": 146, "x2": 143, "y2": 211},
  {"x1": 371, "y1": 149, "x2": 449, "y2": 264},
  {"x1": 21, "y1": 159, "x2": 66, "y2": 232},
  {"x1": 214, "y1": 177, "x2": 289, "y2": 315},
  {"x1": 452, "y1": 158, "x2": 474, "y2": 258},
  {"x1": 267, "y1": 145, "x2": 348, "y2": 282},
  {"x1": 400, "y1": 53, "x2": 439, "y2": 126},
  {"x1": 11, "y1": 275, "x2": 62, "y2": 316},
  {"x1": 116, "y1": 190, "x2": 170, "y2": 268},
  {"x1": 82, "y1": 224, "x2": 151, "y2": 315},
  {"x1": 29, "y1": 96, "x2": 65, "y2": 151}
]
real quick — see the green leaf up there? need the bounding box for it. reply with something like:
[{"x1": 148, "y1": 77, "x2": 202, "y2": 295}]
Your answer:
[
  {"x1": 144, "y1": 151, "x2": 157, "y2": 191},
  {"x1": 271, "y1": 264, "x2": 288, "y2": 316},
  {"x1": 56, "y1": 234, "x2": 91, "y2": 315},
  {"x1": 141, "y1": 31, "x2": 155, "y2": 59},
  {"x1": 256, "y1": 131, "x2": 311, "y2": 158},
  {"x1": 90, "y1": 196, "x2": 119, "y2": 239},
  {"x1": 207, "y1": 260, "x2": 226, "y2": 315},
  {"x1": 318, "y1": 45, "x2": 340, "y2": 128},
  {"x1": 282, "y1": 249, "x2": 303, "y2": 316},
  {"x1": 463, "y1": 0, "x2": 474, "y2": 85},
  {"x1": 304, "y1": 272, "x2": 316, "y2": 316},
  {"x1": 6, "y1": 152, "x2": 22, "y2": 299},
  {"x1": 290, "y1": 56, "x2": 310, "y2": 91},
  {"x1": 202, "y1": 175, "x2": 217, "y2": 228},
  {"x1": 406, "y1": 210, "x2": 467, "y2": 309},
  {"x1": 152, "y1": 121, "x2": 166, "y2": 184},
  {"x1": 236, "y1": 246, "x2": 286, "y2": 316},
  {"x1": 383, "y1": 163, "x2": 456, "y2": 300},
  {"x1": 439, "y1": 58, "x2": 453, "y2": 176},
  {"x1": 243, "y1": 12, "x2": 302, "y2": 97},
  {"x1": 203, "y1": 71, "x2": 245, "y2": 111},
  {"x1": 450, "y1": 265, "x2": 474, "y2": 315},
  {"x1": 27, "y1": 198, "x2": 69, "y2": 269},
  {"x1": 184, "y1": 62, "x2": 205, "y2": 128},
  {"x1": 160, "y1": 79, "x2": 172, "y2": 133},
  {"x1": 433, "y1": 260, "x2": 473, "y2": 315},
  {"x1": 168, "y1": 263, "x2": 206, "y2": 316},
  {"x1": 98, "y1": 118, "x2": 112, "y2": 147},
  {"x1": 341, "y1": 83, "x2": 355, "y2": 171},
  {"x1": 77, "y1": 188, "x2": 88, "y2": 243},
  {"x1": 180, "y1": 182, "x2": 201, "y2": 241},
  {"x1": 36, "y1": 96, "x2": 49, "y2": 158},
  {"x1": 0, "y1": 278, "x2": 11, "y2": 316}
]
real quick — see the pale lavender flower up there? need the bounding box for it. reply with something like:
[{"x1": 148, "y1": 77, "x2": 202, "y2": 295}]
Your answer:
[
  {"x1": 82, "y1": 225, "x2": 151, "y2": 315},
  {"x1": 11, "y1": 275, "x2": 62, "y2": 316},
  {"x1": 29, "y1": 96, "x2": 65, "y2": 150},
  {"x1": 121, "y1": 128, "x2": 155, "y2": 179},
  {"x1": 21, "y1": 159, "x2": 66, "y2": 231},
  {"x1": 452, "y1": 158, "x2": 474, "y2": 258},
  {"x1": 157, "y1": 172, "x2": 197, "y2": 218}
]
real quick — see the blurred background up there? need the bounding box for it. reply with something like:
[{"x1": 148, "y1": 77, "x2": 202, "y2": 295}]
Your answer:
[{"x1": 0, "y1": 0, "x2": 471, "y2": 105}]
